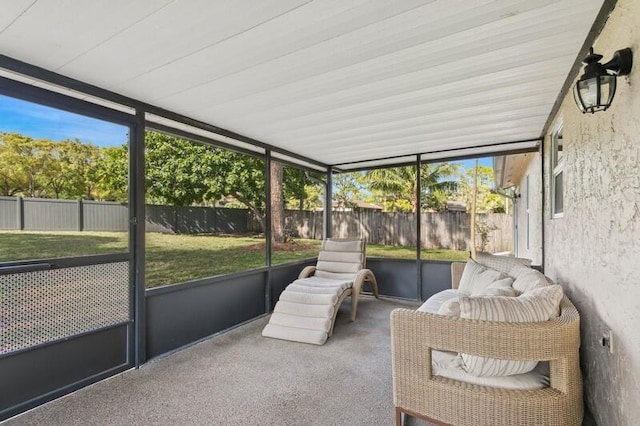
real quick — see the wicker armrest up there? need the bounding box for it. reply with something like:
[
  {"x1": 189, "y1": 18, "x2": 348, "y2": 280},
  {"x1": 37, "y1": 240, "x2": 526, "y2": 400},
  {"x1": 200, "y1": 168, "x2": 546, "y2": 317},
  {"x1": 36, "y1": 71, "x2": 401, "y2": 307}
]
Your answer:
[
  {"x1": 450, "y1": 262, "x2": 466, "y2": 289},
  {"x1": 391, "y1": 297, "x2": 580, "y2": 391},
  {"x1": 391, "y1": 297, "x2": 583, "y2": 425},
  {"x1": 392, "y1": 297, "x2": 579, "y2": 359}
]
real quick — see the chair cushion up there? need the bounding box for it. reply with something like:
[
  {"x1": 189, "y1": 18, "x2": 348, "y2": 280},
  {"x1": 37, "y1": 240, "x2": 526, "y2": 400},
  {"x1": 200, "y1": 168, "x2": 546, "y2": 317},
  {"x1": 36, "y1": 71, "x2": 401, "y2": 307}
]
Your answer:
[
  {"x1": 315, "y1": 239, "x2": 365, "y2": 280},
  {"x1": 317, "y1": 250, "x2": 363, "y2": 264},
  {"x1": 458, "y1": 285, "x2": 564, "y2": 377},
  {"x1": 314, "y1": 270, "x2": 359, "y2": 281},
  {"x1": 475, "y1": 252, "x2": 532, "y2": 275},
  {"x1": 316, "y1": 260, "x2": 361, "y2": 274},
  {"x1": 322, "y1": 239, "x2": 364, "y2": 252}
]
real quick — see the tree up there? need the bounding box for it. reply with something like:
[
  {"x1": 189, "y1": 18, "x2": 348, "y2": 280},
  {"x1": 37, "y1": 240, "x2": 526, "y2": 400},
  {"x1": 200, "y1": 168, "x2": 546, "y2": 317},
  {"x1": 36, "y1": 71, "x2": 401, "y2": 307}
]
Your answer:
[
  {"x1": 144, "y1": 132, "x2": 219, "y2": 206},
  {"x1": 456, "y1": 165, "x2": 505, "y2": 213},
  {"x1": 361, "y1": 163, "x2": 459, "y2": 213},
  {"x1": 332, "y1": 172, "x2": 363, "y2": 209},
  {"x1": 0, "y1": 133, "x2": 53, "y2": 197},
  {"x1": 208, "y1": 149, "x2": 266, "y2": 229},
  {"x1": 270, "y1": 162, "x2": 285, "y2": 243},
  {"x1": 95, "y1": 145, "x2": 128, "y2": 201},
  {"x1": 469, "y1": 159, "x2": 479, "y2": 259},
  {"x1": 420, "y1": 163, "x2": 460, "y2": 211},
  {"x1": 46, "y1": 139, "x2": 101, "y2": 199},
  {"x1": 0, "y1": 133, "x2": 27, "y2": 196}
]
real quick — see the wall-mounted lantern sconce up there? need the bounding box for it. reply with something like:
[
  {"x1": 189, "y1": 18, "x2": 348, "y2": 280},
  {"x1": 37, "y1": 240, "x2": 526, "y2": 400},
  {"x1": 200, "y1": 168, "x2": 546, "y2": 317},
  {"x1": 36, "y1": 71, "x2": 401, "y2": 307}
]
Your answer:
[{"x1": 573, "y1": 47, "x2": 633, "y2": 113}]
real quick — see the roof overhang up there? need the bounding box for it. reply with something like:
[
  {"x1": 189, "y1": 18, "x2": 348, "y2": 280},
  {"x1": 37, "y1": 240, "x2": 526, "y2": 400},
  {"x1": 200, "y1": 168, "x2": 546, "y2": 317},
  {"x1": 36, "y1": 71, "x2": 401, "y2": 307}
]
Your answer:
[{"x1": 0, "y1": 1, "x2": 611, "y2": 168}]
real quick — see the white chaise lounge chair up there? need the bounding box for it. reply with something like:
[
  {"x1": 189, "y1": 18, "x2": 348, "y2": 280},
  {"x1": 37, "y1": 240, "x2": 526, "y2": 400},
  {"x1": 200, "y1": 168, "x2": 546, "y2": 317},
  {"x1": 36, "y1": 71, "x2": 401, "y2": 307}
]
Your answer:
[{"x1": 262, "y1": 238, "x2": 379, "y2": 345}]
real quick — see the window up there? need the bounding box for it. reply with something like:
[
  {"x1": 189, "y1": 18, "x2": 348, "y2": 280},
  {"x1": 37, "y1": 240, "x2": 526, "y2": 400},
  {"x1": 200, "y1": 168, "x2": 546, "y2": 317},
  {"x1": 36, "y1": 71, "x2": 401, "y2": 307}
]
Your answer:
[
  {"x1": 270, "y1": 161, "x2": 324, "y2": 266},
  {"x1": 551, "y1": 123, "x2": 564, "y2": 217},
  {"x1": 144, "y1": 130, "x2": 265, "y2": 288},
  {"x1": 0, "y1": 94, "x2": 130, "y2": 262}
]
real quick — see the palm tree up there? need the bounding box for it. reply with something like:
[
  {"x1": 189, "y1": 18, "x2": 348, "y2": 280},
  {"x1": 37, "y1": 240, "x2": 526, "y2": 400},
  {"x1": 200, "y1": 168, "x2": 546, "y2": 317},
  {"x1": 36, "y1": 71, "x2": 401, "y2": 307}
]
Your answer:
[{"x1": 362, "y1": 163, "x2": 459, "y2": 212}]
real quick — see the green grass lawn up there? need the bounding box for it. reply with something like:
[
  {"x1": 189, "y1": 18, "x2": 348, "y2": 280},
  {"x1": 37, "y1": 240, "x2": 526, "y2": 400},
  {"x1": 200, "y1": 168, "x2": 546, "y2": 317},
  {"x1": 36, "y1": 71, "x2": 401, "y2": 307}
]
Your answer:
[{"x1": 0, "y1": 231, "x2": 468, "y2": 288}]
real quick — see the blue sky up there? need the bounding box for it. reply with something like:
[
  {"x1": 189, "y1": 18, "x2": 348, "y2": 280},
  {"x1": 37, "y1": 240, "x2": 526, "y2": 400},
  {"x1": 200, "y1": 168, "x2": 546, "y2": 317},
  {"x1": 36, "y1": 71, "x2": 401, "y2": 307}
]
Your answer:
[
  {"x1": 0, "y1": 94, "x2": 128, "y2": 147},
  {"x1": 0, "y1": 94, "x2": 495, "y2": 169},
  {"x1": 459, "y1": 157, "x2": 492, "y2": 170}
]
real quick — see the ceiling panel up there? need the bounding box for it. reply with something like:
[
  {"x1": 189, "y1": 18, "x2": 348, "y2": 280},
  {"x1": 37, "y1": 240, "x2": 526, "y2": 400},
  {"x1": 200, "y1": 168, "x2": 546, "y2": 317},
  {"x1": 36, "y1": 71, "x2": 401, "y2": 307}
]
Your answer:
[
  {"x1": 0, "y1": 0, "x2": 605, "y2": 166},
  {"x1": 114, "y1": 0, "x2": 434, "y2": 101},
  {"x1": 0, "y1": 0, "x2": 173, "y2": 70},
  {"x1": 57, "y1": 0, "x2": 312, "y2": 89},
  {"x1": 0, "y1": 0, "x2": 35, "y2": 33}
]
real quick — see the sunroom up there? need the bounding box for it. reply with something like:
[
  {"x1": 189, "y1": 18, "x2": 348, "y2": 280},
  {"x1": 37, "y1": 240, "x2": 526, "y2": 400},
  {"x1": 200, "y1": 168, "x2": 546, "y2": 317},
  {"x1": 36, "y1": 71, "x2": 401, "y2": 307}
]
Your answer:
[{"x1": 0, "y1": 0, "x2": 638, "y2": 425}]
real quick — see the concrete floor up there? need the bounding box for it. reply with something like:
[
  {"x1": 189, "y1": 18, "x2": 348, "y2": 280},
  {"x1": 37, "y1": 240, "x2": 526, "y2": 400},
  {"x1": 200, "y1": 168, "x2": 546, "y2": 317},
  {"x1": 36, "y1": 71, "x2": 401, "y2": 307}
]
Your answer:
[
  {"x1": 6, "y1": 297, "x2": 418, "y2": 426},
  {"x1": 4, "y1": 296, "x2": 597, "y2": 426}
]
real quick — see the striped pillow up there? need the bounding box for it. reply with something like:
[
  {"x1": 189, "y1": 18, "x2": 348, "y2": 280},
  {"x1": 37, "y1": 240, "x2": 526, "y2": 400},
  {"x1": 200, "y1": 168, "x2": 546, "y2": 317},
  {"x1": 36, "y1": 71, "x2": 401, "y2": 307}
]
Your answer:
[
  {"x1": 475, "y1": 252, "x2": 532, "y2": 275},
  {"x1": 458, "y1": 259, "x2": 487, "y2": 295},
  {"x1": 458, "y1": 285, "x2": 564, "y2": 377},
  {"x1": 458, "y1": 259, "x2": 506, "y2": 296}
]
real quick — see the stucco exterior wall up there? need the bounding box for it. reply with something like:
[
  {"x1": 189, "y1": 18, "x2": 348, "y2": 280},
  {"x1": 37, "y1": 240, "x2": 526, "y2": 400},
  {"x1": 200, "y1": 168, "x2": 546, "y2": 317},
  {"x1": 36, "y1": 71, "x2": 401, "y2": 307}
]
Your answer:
[
  {"x1": 543, "y1": 1, "x2": 640, "y2": 424},
  {"x1": 513, "y1": 153, "x2": 543, "y2": 265}
]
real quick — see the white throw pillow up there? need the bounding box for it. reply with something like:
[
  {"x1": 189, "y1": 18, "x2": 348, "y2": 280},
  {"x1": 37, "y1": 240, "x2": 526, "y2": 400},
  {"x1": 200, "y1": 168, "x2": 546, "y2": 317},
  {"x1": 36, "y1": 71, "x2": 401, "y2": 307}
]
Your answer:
[
  {"x1": 474, "y1": 277, "x2": 516, "y2": 297},
  {"x1": 458, "y1": 259, "x2": 486, "y2": 295},
  {"x1": 458, "y1": 285, "x2": 564, "y2": 377},
  {"x1": 437, "y1": 298, "x2": 460, "y2": 318},
  {"x1": 469, "y1": 270, "x2": 508, "y2": 296},
  {"x1": 509, "y1": 264, "x2": 533, "y2": 280},
  {"x1": 511, "y1": 267, "x2": 549, "y2": 295}
]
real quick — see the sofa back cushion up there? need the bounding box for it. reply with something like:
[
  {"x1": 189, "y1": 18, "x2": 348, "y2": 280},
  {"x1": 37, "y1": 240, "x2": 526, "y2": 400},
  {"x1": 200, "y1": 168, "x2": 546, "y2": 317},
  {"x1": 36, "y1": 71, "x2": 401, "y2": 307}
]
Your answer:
[
  {"x1": 459, "y1": 259, "x2": 514, "y2": 296},
  {"x1": 475, "y1": 252, "x2": 532, "y2": 275},
  {"x1": 458, "y1": 285, "x2": 564, "y2": 377}
]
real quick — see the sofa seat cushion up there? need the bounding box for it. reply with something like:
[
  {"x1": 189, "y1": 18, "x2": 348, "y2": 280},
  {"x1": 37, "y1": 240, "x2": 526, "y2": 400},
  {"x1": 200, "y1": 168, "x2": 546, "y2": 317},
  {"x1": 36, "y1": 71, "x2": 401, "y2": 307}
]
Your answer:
[{"x1": 431, "y1": 350, "x2": 549, "y2": 391}]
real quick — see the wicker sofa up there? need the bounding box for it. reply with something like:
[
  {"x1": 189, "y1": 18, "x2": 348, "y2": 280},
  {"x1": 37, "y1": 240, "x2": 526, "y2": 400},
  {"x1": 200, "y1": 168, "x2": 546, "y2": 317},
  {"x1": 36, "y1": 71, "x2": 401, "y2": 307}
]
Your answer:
[{"x1": 390, "y1": 257, "x2": 583, "y2": 426}]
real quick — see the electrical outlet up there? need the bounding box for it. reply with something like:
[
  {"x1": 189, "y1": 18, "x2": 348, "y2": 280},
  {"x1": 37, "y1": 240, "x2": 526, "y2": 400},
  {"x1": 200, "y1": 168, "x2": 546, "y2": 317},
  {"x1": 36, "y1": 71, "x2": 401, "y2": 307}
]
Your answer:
[{"x1": 601, "y1": 330, "x2": 614, "y2": 354}]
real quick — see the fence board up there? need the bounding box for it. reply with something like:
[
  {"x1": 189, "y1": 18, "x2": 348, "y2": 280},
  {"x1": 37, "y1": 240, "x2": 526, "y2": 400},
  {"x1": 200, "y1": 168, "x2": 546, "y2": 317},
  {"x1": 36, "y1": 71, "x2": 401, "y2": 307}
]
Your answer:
[
  {"x1": 22, "y1": 198, "x2": 78, "y2": 231},
  {"x1": 83, "y1": 200, "x2": 128, "y2": 231},
  {"x1": 0, "y1": 197, "x2": 17, "y2": 229}
]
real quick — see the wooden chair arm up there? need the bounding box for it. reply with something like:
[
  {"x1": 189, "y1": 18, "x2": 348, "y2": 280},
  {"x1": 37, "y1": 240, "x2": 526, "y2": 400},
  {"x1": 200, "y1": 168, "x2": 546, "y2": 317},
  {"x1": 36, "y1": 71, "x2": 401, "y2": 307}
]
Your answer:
[{"x1": 298, "y1": 266, "x2": 317, "y2": 279}]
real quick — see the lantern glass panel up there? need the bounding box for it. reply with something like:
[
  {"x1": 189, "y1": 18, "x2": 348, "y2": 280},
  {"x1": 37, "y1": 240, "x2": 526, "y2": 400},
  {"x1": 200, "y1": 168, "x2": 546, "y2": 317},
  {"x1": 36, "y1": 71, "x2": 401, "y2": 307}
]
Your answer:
[
  {"x1": 577, "y1": 77, "x2": 598, "y2": 108},
  {"x1": 573, "y1": 84, "x2": 586, "y2": 112},
  {"x1": 599, "y1": 74, "x2": 616, "y2": 107}
]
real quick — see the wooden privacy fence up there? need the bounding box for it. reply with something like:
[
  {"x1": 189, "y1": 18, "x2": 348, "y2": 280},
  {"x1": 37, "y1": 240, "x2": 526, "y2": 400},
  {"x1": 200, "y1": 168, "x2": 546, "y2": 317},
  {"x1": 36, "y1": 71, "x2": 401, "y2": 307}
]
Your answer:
[
  {"x1": 0, "y1": 196, "x2": 512, "y2": 252},
  {"x1": 262, "y1": 210, "x2": 512, "y2": 253}
]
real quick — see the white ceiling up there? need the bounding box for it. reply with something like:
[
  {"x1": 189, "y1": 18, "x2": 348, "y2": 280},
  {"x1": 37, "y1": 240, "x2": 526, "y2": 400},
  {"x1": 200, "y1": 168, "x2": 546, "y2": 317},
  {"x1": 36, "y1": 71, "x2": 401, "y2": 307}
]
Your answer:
[{"x1": 0, "y1": 0, "x2": 604, "y2": 167}]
